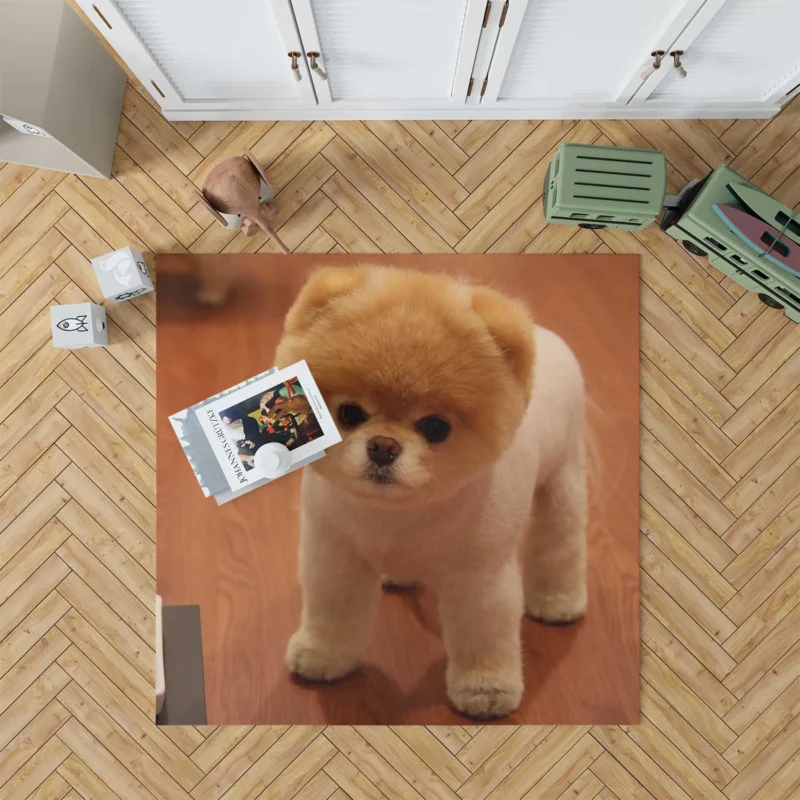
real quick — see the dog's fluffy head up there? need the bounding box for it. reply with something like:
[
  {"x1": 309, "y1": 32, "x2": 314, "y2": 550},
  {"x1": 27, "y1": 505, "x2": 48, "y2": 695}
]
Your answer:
[{"x1": 275, "y1": 267, "x2": 535, "y2": 507}]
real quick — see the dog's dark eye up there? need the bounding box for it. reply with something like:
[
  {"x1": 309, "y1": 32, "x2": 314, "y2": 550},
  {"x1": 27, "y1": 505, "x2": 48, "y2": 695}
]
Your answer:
[
  {"x1": 416, "y1": 416, "x2": 450, "y2": 443},
  {"x1": 338, "y1": 403, "x2": 368, "y2": 427}
]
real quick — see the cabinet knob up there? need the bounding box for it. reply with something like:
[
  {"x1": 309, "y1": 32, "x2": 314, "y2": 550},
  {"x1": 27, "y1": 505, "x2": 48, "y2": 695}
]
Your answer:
[
  {"x1": 307, "y1": 52, "x2": 328, "y2": 81},
  {"x1": 641, "y1": 50, "x2": 665, "y2": 81},
  {"x1": 670, "y1": 50, "x2": 687, "y2": 79},
  {"x1": 288, "y1": 52, "x2": 302, "y2": 81}
]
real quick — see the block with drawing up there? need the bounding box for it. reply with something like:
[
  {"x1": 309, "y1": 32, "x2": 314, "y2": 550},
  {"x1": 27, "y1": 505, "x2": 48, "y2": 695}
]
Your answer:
[
  {"x1": 91, "y1": 245, "x2": 154, "y2": 302},
  {"x1": 50, "y1": 302, "x2": 107, "y2": 349}
]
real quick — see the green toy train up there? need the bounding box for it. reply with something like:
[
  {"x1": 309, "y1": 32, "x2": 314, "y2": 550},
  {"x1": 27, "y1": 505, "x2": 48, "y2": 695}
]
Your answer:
[{"x1": 544, "y1": 143, "x2": 800, "y2": 323}]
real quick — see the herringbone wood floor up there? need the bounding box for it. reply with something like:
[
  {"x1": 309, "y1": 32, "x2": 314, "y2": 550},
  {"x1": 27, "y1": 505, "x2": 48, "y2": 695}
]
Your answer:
[{"x1": 2, "y1": 71, "x2": 800, "y2": 799}]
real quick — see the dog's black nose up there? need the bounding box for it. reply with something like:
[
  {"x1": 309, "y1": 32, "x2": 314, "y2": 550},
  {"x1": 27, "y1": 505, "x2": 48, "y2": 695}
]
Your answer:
[{"x1": 367, "y1": 436, "x2": 402, "y2": 466}]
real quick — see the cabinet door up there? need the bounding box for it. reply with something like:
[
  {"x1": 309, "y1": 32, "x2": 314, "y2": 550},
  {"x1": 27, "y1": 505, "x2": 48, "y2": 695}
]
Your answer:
[
  {"x1": 481, "y1": 0, "x2": 706, "y2": 108},
  {"x1": 633, "y1": 0, "x2": 800, "y2": 107},
  {"x1": 76, "y1": 0, "x2": 316, "y2": 112},
  {"x1": 290, "y1": 0, "x2": 486, "y2": 108}
]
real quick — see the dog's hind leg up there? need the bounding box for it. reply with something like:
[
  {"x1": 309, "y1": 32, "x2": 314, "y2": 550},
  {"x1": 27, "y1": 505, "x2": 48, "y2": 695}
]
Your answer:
[{"x1": 523, "y1": 438, "x2": 588, "y2": 624}]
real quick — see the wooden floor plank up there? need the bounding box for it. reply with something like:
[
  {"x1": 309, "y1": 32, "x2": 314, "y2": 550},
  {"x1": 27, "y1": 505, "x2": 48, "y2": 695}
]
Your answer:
[
  {"x1": 437, "y1": 120, "x2": 470, "y2": 138},
  {"x1": 186, "y1": 122, "x2": 239, "y2": 158},
  {"x1": 0, "y1": 383, "x2": 70, "y2": 493},
  {"x1": 639, "y1": 643, "x2": 737, "y2": 752},
  {"x1": 0, "y1": 170, "x2": 66, "y2": 243},
  {"x1": 321, "y1": 172, "x2": 417, "y2": 254},
  {"x1": 0, "y1": 593, "x2": 70, "y2": 686},
  {"x1": 56, "y1": 716, "x2": 159, "y2": 800},
  {"x1": 453, "y1": 121, "x2": 540, "y2": 192},
  {"x1": 111, "y1": 148, "x2": 202, "y2": 249},
  {"x1": 455, "y1": 119, "x2": 578, "y2": 229},
  {"x1": 265, "y1": 121, "x2": 336, "y2": 191},
  {"x1": 116, "y1": 116, "x2": 201, "y2": 212},
  {"x1": 55, "y1": 427, "x2": 154, "y2": 539},
  {"x1": 324, "y1": 129, "x2": 462, "y2": 249},
  {"x1": 454, "y1": 121, "x2": 506, "y2": 155},
  {"x1": 0, "y1": 228, "x2": 68, "y2": 317},
  {"x1": 399, "y1": 121, "x2": 469, "y2": 174},
  {"x1": 0, "y1": 694, "x2": 70, "y2": 788},
  {"x1": 0, "y1": 163, "x2": 36, "y2": 206},
  {"x1": 56, "y1": 572, "x2": 154, "y2": 683},
  {"x1": 121, "y1": 85, "x2": 201, "y2": 175},
  {"x1": 0, "y1": 193, "x2": 69, "y2": 279},
  {"x1": 640, "y1": 681, "x2": 737, "y2": 790},
  {"x1": 0, "y1": 481, "x2": 70, "y2": 564},
  {"x1": 640, "y1": 501, "x2": 736, "y2": 609},
  {"x1": 364, "y1": 120, "x2": 469, "y2": 210}
]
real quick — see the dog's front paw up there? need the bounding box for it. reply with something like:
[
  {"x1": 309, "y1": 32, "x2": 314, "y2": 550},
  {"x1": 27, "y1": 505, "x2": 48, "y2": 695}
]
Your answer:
[
  {"x1": 285, "y1": 630, "x2": 359, "y2": 682},
  {"x1": 446, "y1": 664, "x2": 522, "y2": 720},
  {"x1": 525, "y1": 586, "x2": 587, "y2": 625}
]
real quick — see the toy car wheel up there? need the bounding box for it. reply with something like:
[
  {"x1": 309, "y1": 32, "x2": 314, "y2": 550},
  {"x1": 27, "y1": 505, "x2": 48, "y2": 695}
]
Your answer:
[
  {"x1": 578, "y1": 223, "x2": 606, "y2": 230},
  {"x1": 682, "y1": 240, "x2": 707, "y2": 257},
  {"x1": 758, "y1": 293, "x2": 784, "y2": 310}
]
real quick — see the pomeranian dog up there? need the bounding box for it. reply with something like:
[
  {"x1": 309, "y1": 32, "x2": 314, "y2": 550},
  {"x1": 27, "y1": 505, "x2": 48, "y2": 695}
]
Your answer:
[{"x1": 274, "y1": 266, "x2": 587, "y2": 719}]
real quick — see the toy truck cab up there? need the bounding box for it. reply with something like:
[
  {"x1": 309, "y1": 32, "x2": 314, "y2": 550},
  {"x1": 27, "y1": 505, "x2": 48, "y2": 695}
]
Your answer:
[{"x1": 660, "y1": 164, "x2": 800, "y2": 322}]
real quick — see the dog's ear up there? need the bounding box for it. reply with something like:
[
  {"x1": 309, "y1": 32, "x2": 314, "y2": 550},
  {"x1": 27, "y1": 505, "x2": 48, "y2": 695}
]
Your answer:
[
  {"x1": 471, "y1": 286, "x2": 535, "y2": 395},
  {"x1": 283, "y1": 267, "x2": 367, "y2": 335}
]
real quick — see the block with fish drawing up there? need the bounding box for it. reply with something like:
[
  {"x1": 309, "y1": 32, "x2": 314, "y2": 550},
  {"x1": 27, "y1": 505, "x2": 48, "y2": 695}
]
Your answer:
[
  {"x1": 91, "y1": 246, "x2": 154, "y2": 302},
  {"x1": 50, "y1": 303, "x2": 107, "y2": 349}
]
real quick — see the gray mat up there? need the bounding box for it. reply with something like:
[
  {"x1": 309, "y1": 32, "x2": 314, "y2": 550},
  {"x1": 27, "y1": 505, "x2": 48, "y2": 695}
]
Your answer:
[{"x1": 157, "y1": 605, "x2": 207, "y2": 725}]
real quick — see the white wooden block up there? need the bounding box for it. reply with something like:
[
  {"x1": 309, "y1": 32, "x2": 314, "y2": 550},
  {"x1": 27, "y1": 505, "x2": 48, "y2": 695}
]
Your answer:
[
  {"x1": 51, "y1": 302, "x2": 107, "y2": 348},
  {"x1": 91, "y1": 246, "x2": 154, "y2": 302}
]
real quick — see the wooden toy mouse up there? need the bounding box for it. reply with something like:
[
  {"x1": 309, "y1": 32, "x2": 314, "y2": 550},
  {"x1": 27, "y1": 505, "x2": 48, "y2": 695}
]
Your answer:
[
  {"x1": 195, "y1": 149, "x2": 289, "y2": 304},
  {"x1": 198, "y1": 149, "x2": 289, "y2": 249}
]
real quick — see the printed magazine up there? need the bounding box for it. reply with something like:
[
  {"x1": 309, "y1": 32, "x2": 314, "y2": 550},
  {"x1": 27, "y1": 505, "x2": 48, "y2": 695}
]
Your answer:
[{"x1": 170, "y1": 361, "x2": 341, "y2": 503}]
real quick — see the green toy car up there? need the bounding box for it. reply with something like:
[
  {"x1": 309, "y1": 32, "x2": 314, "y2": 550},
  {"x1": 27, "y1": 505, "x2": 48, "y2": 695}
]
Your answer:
[{"x1": 543, "y1": 142, "x2": 800, "y2": 322}]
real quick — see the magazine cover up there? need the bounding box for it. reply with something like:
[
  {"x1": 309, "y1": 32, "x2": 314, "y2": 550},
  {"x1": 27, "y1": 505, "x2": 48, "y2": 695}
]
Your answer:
[
  {"x1": 195, "y1": 361, "x2": 340, "y2": 491},
  {"x1": 170, "y1": 361, "x2": 341, "y2": 503}
]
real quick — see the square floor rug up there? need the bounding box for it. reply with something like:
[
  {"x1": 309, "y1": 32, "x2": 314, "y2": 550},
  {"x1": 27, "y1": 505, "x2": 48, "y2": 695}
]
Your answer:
[{"x1": 156, "y1": 254, "x2": 639, "y2": 725}]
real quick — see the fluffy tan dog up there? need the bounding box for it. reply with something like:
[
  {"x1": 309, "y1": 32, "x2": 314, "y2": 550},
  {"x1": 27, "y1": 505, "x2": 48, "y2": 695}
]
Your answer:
[{"x1": 275, "y1": 266, "x2": 587, "y2": 719}]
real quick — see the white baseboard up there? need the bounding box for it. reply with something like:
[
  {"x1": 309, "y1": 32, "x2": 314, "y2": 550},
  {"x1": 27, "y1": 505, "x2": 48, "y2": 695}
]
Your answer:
[{"x1": 163, "y1": 103, "x2": 780, "y2": 122}]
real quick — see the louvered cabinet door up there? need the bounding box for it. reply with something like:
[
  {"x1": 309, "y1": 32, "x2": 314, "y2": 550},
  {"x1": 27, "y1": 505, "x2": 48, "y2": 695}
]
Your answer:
[
  {"x1": 479, "y1": 0, "x2": 708, "y2": 109},
  {"x1": 75, "y1": 0, "x2": 316, "y2": 113},
  {"x1": 289, "y1": 0, "x2": 486, "y2": 108},
  {"x1": 632, "y1": 0, "x2": 800, "y2": 110}
]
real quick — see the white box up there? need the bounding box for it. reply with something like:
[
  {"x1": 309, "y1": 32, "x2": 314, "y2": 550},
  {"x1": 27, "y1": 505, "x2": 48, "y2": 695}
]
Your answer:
[
  {"x1": 91, "y1": 246, "x2": 154, "y2": 302},
  {"x1": 51, "y1": 302, "x2": 107, "y2": 349}
]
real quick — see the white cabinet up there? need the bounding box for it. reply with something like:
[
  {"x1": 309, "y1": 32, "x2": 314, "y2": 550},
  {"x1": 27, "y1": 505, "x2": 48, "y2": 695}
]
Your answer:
[
  {"x1": 76, "y1": 0, "x2": 800, "y2": 120},
  {"x1": 478, "y1": 0, "x2": 799, "y2": 115},
  {"x1": 630, "y1": 0, "x2": 800, "y2": 109},
  {"x1": 290, "y1": 0, "x2": 486, "y2": 109},
  {"x1": 479, "y1": 0, "x2": 707, "y2": 107},
  {"x1": 76, "y1": 0, "x2": 316, "y2": 112}
]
